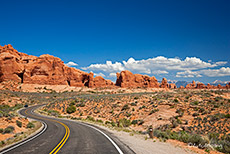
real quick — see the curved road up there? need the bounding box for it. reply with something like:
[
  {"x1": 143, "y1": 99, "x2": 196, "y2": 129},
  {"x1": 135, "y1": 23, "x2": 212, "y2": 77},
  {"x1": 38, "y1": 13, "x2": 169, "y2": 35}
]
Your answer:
[{"x1": 0, "y1": 105, "x2": 134, "y2": 154}]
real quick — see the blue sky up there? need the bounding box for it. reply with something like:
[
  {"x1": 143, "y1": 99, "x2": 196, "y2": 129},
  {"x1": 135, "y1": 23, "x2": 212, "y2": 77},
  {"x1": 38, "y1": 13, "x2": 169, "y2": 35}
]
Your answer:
[{"x1": 0, "y1": 0, "x2": 229, "y2": 83}]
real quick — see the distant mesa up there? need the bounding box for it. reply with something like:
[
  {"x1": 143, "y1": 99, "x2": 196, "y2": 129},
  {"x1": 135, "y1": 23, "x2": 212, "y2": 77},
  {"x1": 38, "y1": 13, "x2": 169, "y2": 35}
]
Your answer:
[{"x1": 0, "y1": 44, "x2": 229, "y2": 89}]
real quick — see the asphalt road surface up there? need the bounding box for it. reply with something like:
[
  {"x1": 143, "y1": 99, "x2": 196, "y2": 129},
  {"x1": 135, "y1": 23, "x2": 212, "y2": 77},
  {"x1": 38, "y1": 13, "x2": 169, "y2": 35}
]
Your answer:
[{"x1": 0, "y1": 105, "x2": 134, "y2": 154}]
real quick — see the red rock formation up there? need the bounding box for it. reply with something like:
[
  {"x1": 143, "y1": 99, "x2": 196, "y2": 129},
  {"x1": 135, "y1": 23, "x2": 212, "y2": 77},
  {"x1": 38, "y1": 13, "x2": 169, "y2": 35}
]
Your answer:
[
  {"x1": 226, "y1": 82, "x2": 230, "y2": 89},
  {"x1": 88, "y1": 72, "x2": 114, "y2": 88},
  {"x1": 206, "y1": 83, "x2": 217, "y2": 89},
  {"x1": 196, "y1": 82, "x2": 206, "y2": 89},
  {"x1": 115, "y1": 70, "x2": 159, "y2": 88},
  {"x1": 169, "y1": 83, "x2": 176, "y2": 89},
  {"x1": 0, "y1": 44, "x2": 113, "y2": 88},
  {"x1": 185, "y1": 81, "x2": 196, "y2": 89},
  {"x1": 160, "y1": 78, "x2": 168, "y2": 88},
  {"x1": 217, "y1": 84, "x2": 224, "y2": 89}
]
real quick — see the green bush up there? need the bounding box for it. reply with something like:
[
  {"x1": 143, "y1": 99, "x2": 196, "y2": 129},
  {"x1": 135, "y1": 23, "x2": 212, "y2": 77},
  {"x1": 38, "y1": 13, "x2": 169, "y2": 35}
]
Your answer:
[
  {"x1": 119, "y1": 118, "x2": 131, "y2": 127},
  {"x1": 76, "y1": 103, "x2": 85, "y2": 107},
  {"x1": 225, "y1": 114, "x2": 230, "y2": 118},
  {"x1": 66, "y1": 105, "x2": 76, "y2": 114},
  {"x1": 174, "y1": 99, "x2": 179, "y2": 103},
  {"x1": 48, "y1": 110, "x2": 60, "y2": 116},
  {"x1": 153, "y1": 129, "x2": 169, "y2": 139},
  {"x1": 131, "y1": 120, "x2": 138, "y2": 125},
  {"x1": 111, "y1": 121, "x2": 116, "y2": 127},
  {"x1": 4, "y1": 126, "x2": 15, "y2": 133},
  {"x1": 188, "y1": 134, "x2": 208, "y2": 147},
  {"x1": 96, "y1": 119, "x2": 103, "y2": 123},
  {"x1": 0, "y1": 128, "x2": 3, "y2": 133},
  {"x1": 16, "y1": 120, "x2": 22, "y2": 127},
  {"x1": 121, "y1": 104, "x2": 130, "y2": 111},
  {"x1": 86, "y1": 116, "x2": 95, "y2": 121},
  {"x1": 27, "y1": 122, "x2": 35, "y2": 128}
]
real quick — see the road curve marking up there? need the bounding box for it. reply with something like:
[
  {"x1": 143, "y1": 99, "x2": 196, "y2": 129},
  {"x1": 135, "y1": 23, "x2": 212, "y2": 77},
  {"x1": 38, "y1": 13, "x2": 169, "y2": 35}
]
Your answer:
[
  {"x1": 49, "y1": 121, "x2": 70, "y2": 154},
  {"x1": 25, "y1": 108, "x2": 70, "y2": 154},
  {"x1": 79, "y1": 123, "x2": 124, "y2": 154}
]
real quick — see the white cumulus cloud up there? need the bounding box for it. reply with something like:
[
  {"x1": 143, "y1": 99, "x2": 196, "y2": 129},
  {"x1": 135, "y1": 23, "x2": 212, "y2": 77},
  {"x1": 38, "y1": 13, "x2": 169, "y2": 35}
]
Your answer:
[
  {"x1": 199, "y1": 67, "x2": 230, "y2": 77},
  {"x1": 94, "y1": 72, "x2": 106, "y2": 77},
  {"x1": 81, "y1": 61, "x2": 125, "y2": 72},
  {"x1": 109, "y1": 73, "x2": 117, "y2": 77},
  {"x1": 176, "y1": 67, "x2": 230, "y2": 78},
  {"x1": 66, "y1": 61, "x2": 78, "y2": 67},
  {"x1": 82, "y1": 56, "x2": 226, "y2": 77},
  {"x1": 176, "y1": 70, "x2": 202, "y2": 78}
]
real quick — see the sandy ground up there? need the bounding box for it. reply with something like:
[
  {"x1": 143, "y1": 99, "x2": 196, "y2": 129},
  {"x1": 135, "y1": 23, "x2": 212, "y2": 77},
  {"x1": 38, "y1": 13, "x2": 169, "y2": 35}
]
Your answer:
[{"x1": 93, "y1": 124, "x2": 195, "y2": 154}]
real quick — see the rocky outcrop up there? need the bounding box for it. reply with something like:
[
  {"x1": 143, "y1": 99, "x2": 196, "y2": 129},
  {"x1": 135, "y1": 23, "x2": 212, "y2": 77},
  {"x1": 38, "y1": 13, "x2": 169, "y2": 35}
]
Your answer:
[
  {"x1": 196, "y1": 82, "x2": 206, "y2": 89},
  {"x1": 184, "y1": 81, "x2": 230, "y2": 89},
  {"x1": 115, "y1": 70, "x2": 159, "y2": 88},
  {"x1": 169, "y1": 83, "x2": 177, "y2": 89},
  {"x1": 226, "y1": 82, "x2": 230, "y2": 89},
  {"x1": 206, "y1": 83, "x2": 216, "y2": 89},
  {"x1": 0, "y1": 44, "x2": 113, "y2": 88},
  {"x1": 185, "y1": 81, "x2": 196, "y2": 89},
  {"x1": 88, "y1": 72, "x2": 114, "y2": 88},
  {"x1": 160, "y1": 78, "x2": 168, "y2": 88}
]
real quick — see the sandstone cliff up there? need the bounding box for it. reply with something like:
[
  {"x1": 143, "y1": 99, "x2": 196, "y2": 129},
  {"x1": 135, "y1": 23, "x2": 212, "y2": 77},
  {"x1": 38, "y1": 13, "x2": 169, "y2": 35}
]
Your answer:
[
  {"x1": 0, "y1": 44, "x2": 113, "y2": 88},
  {"x1": 115, "y1": 70, "x2": 159, "y2": 88}
]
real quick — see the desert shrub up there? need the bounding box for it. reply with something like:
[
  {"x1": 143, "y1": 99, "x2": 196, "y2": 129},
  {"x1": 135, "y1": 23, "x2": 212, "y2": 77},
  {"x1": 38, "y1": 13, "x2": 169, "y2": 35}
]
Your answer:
[
  {"x1": 76, "y1": 103, "x2": 85, "y2": 107},
  {"x1": 111, "y1": 121, "x2": 116, "y2": 127},
  {"x1": 27, "y1": 122, "x2": 35, "y2": 128},
  {"x1": 86, "y1": 116, "x2": 95, "y2": 121},
  {"x1": 69, "y1": 101, "x2": 75, "y2": 106},
  {"x1": 169, "y1": 131, "x2": 179, "y2": 140},
  {"x1": 121, "y1": 104, "x2": 130, "y2": 111},
  {"x1": 225, "y1": 114, "x2": 230, "y2": 118},
  {"x1": 130, "y1": 102, "x2": 137, "y2": 106},
  {"x1": 131, "y1": 120, "x2": 138, "y2": 125},
  {"x1": 178, "y1": 131, "x2": 190, "y2": 143},
  {"x1": 4, "y1": 126, "x2": 15, "y2": 133},
  {"x1": 191, "y1": 101, "x2": 199, "y2": 105},
  {"x1": 174, "y1": 98, "x2": 179, "y2": 103},
  {"x1": 105, "y1": 121, "x2": 110, "y2": 125},
  {"x1": 192, "y1": 112, "x2": 199, "y2": 117},
  {"x1": 134, "y1": 96, "x2": 139, "y2": 100},
  {"x1": 96, "y1": 119, "x2": 103, "y2": 123},
  {"x1": 149, "y1": 109, "x2": 159, "y2": 115},
  {"x1": 16, "y1": 120, "x2": 22, "y2": 127},
  {"x1": 1, "y1": 141, "x2": 5, "y2": 145},
  {"x1": 153, "y1": 129, "x2": 169, "y2": 139},
  {"x1": 199, "y1": 108, "x2": 205, "y2": 113},
  {"x1": 176, "y1": 108, "x2": 184, "y2": 117},
  {"x1": 12, "y1": 104, "x2": 23, "y2": 111},
  {"x1": 119, "y1": 118, "x2": 131, "y2": 127},
  {"x1": 188, "y1": 134, "x2": 208, "y2": 148},
  {"x1": 138, "y1": 119, "x2": 144, "y2": 125},
  {"x1": 48, "y1": 110, "x2": 60, "y2": 116},
  {"x1": 66, "y1": 105, "x2": 76, "y2": 114},
  {"x1": 217, "y1": 140, "x2": 230, "y2": 153}
]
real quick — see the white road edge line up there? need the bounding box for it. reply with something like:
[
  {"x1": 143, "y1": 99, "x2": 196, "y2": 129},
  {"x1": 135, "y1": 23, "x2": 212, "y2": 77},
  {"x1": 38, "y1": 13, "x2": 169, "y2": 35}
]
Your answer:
[
  {"x1": 0, "y1": 109, "x2": 48, "y2": 154},
  {"x1": 79, "y1": 123, "x2": 124, "y2": 154}
]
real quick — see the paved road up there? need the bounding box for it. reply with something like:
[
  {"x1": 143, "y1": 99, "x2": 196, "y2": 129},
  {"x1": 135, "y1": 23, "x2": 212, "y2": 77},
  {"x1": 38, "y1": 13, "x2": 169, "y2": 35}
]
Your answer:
[{"x1": 1, "y1": 105, "x2": 134, "y2": 154}]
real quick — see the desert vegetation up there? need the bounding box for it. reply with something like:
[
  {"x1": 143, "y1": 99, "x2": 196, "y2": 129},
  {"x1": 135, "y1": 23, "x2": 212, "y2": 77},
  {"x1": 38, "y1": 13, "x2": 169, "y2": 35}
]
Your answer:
[
  {"x1": 1, "y1": 88, "x2": 229, "y2": 153},
  {"x1": 41, "y1": 89, "x2": 230, "y2": 153}
]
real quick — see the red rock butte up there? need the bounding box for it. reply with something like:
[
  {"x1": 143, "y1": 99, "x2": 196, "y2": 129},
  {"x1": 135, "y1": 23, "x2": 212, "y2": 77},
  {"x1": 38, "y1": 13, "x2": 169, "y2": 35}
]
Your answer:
[
  {"x1": 0, "y1": 44, "x2": 229, "y2": 89},
  {"x1": 0, "y1": 44, "x2": 113, "y2": 88}
]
